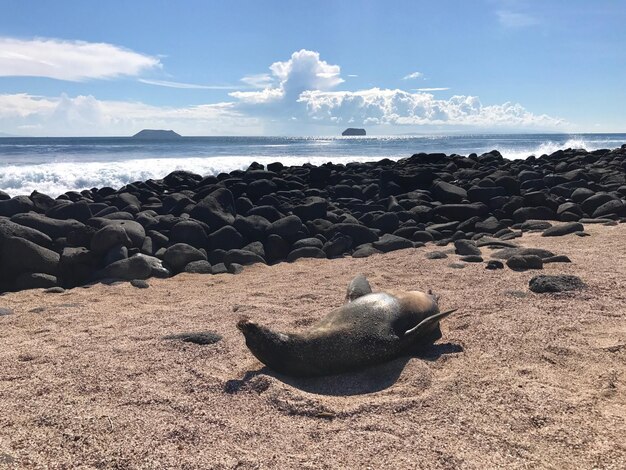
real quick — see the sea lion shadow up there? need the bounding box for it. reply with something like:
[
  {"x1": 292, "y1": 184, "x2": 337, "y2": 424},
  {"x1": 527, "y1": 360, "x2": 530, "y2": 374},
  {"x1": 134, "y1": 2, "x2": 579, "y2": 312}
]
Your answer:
[{"x1": 226, "y1": 342, "x2": 463, "y2": 397}]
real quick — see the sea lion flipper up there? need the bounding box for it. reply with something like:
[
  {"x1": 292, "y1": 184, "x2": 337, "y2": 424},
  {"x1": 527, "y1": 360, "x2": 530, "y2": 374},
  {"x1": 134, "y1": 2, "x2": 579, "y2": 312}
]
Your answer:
[
  {"x1": 403, "y1": 309, "x2": 458, "y2": 337},
  {"x1": 345, "y1": 274, "x2": 372, "y2": 302}
]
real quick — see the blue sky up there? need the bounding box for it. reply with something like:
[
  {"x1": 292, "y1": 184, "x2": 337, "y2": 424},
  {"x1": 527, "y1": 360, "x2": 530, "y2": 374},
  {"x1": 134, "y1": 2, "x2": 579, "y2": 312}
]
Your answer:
[{"x1": 0, "y1": 0, "x2": 624, "y2": 136}]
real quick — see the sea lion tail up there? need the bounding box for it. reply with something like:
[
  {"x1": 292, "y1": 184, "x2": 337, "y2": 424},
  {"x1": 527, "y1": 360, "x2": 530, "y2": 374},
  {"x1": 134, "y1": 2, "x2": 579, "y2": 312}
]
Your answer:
[{"x1": 403, "y1": 308, "x2": 458, "y2": 337}]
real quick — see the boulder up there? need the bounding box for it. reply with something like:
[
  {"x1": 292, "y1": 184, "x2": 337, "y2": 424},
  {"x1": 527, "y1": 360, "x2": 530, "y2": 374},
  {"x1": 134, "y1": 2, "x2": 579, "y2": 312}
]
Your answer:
[
  {"x1": 542, "y1": 222, "x2": 584, "y2": 237},
  {"x1": 189, "y1": 188, "x2": 236, "y2": 228},
  {"x1": 287, "y1": 247, "x2": 327, "y2": 262},
  {"x1": 1, "y1": 237, "x2": 60, "y2": 276},
  {"x1": 529, "y1": 275, "x2": 585, "y2": 293},
  {"x1": 163, "y1": 243, "x2": 207, "y2": 273}
]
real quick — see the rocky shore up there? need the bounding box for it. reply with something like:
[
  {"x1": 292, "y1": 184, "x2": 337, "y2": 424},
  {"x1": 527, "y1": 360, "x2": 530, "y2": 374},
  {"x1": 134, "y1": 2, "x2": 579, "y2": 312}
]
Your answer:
[{"x1": 0, "y1": 145, "x2": 625, "y2": 293}]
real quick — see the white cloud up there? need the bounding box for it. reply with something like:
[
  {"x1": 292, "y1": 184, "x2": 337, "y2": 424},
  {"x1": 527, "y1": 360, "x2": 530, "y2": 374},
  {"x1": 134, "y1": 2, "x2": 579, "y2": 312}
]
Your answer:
[
  {"x1": 0, "y1": 49, "x2": 564, "y2": 135},
  {"x1": 415, "y1": 87, "x2": 450, "y2": 92},
  {"x1": 0, "y1": 37, "x2": 160, "y2": 81},
  {"x1": 297, "y1": 88, "x2": 563, "y2": 128},
  {"x1": 497, "y1": 10, "x2": 539, "y2": 28},
  {"x1": 138, "y1": 78, "x2": 239, "y2": 90},
  {"x1": 0, "y1": 93, "x2": 261, "y2": 136},
  {"x1": 230, "y1": 49, "x2": 344, "y2": 104},
  {"x1": 240, "y1": 73, "x2": 274, "y2": 88},
  {"x1": 402, "y1": 71, "x2": 424, "y2": 80}
]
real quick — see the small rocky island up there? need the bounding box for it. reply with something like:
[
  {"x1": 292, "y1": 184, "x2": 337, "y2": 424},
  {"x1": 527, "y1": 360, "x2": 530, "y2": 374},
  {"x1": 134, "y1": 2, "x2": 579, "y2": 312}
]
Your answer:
[
  {"x1": 132, "y1": 129, "x2": 182, "y2": 139},
  {"x1": 342, "y1": 128, "x2": 366, "y2": 136}
]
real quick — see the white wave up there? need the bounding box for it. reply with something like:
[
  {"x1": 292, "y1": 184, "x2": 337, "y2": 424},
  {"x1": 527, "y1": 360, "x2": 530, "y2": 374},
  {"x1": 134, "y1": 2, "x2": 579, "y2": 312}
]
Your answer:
[
  {"x1": 499, "y1": 137, "x2": 603, "y2": 160},
  {"x1": 0, "y1": 155, "x2": 404, "y2": 197}
]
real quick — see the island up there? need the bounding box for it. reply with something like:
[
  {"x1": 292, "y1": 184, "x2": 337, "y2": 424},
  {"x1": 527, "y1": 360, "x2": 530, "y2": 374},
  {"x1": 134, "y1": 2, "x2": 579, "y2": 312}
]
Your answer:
[
  {"x1": 131, "y1": 129, "x2": 182, "y2": 139},
  {"x1": 341, "y1": 128, "x2": 366, "y2": 136}
]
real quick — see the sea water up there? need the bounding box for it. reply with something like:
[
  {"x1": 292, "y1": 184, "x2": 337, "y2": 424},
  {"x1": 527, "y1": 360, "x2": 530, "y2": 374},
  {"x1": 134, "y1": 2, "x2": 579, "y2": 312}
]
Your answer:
[{"x1": 0, "y1": 134, "x2": 624, "y2": 197}]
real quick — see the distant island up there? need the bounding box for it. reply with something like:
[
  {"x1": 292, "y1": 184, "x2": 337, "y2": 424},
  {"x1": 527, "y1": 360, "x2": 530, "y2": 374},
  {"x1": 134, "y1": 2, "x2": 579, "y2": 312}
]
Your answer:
[
  {"x1": 132, "y1": 129, "x2": 182, "y2": 139},
  {"x1": 342, "y1": 128, "x2": 366, "y2": 136}
]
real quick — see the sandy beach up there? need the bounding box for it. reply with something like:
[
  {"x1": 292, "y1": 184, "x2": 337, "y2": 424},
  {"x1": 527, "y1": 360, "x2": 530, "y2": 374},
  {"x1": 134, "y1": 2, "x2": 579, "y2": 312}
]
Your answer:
[{"x1": 0, "y1": 222, "x2": 624, "y2": 469}]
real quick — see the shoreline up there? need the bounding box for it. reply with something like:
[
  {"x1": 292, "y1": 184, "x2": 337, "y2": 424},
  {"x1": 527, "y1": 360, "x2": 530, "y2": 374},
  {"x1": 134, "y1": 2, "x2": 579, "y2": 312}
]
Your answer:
[{"x1": 0, "y1": 145, "x2": 625, "y2": 293}]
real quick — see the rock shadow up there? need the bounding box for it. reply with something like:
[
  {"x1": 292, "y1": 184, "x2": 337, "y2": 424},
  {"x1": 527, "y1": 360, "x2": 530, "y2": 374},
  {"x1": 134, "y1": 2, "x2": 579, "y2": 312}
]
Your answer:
[{"x1": 225, "y1": 341, "x2": 463, "y2": 397}]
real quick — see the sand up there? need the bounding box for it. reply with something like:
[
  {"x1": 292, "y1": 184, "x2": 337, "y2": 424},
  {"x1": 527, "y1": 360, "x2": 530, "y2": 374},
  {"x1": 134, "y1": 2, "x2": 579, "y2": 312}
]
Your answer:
[{"x1": 0, "y1": 224, "x2": 625, "y2": 469}]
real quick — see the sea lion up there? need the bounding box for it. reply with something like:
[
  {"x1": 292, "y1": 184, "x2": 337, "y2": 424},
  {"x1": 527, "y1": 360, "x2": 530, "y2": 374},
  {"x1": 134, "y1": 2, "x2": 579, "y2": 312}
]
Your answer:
[{"x1": 237, "y1": 275, "x2": 457, "y2": 377}]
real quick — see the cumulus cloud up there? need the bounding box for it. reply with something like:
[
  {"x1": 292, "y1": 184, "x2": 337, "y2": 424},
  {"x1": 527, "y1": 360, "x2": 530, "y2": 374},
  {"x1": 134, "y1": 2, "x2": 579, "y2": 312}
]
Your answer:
[
  {"x1": 415, "y1": 87, "x2": 450, "y2": 92},
  {"x1": 0, "y1": 48, "x2": 563, "y2": 134},
  {"x1": 402, "y1": 71, "x2": 424, "y2": 80},
  {"x1": 230, "y1": 49, "x2": 344, "y2": 104},
  {"x1": 297, "y1": 88, "x2": 563, "y2": 128},
  {"x1": 0, "y1": 37, "x2": 160, "y2": 81},
  {"x1": 0, "y1": 93, "x2": 261, "y2": 136}
]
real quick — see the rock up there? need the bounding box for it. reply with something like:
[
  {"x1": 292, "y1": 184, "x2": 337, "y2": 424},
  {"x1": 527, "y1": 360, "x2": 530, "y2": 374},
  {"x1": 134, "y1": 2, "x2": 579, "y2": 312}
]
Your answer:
[
  {"x1": 163, "y1": 243, "x2": 207, "y2": 274},
  {"x1": 228, "y1": 263, "x2": 244, "y2": 274},
  {"x1": 506, "y1": 255, "x2": 544, "y2": 271},
  {"x1": 264, "y1": 234, "x2": 290, "y2": 263},
  {"x1": 287, "y1": 247, "x2": 327, "y2": 262},
  {"x1": 426, "y1": 251, "x2": 448, "y2": 259},
  {"x1": 189, "y1": 188, "x2": 236, "y2": 228},
  {"x1": 431, "y1": 181, "x2": 467, "y2": 203},
  {"x1": 223, "y1": 249, "x2": 265, "y2": 266},
  {"x1": 209, "y1": 225, "x2": 244, "y2": 250},
  {"x1": 292, "y1": 237, "x2": 323, "y2": 250},
  {"x1": 58, "y1": 247, "x2": 97, "y2": 287},
  {"x1": 371, "y1": 234, "x2": 413, "y2": 253},
  {"x1": 268, "y1": 215, "x2": 303, "y2": 239},
  {"x1": 543, "y1": 255, "x2": 571, "y2": 263},
  {"x1": 448, "y1": 262, "x2": 466, "y2": 269},
  {"x1": 15, "y1": 273, "x2": 58, "y2": 290},
  {"x1": 233, "y1": 215, "x2": 270, "y2": 241},
  {"x1": 592, "y1": 199, "x2": 626, "y2": 218},
  {"x1": 491, "y1": 247, "x2": 555, "y2": 260},
  {"x1": 370, "y1": 212, "x2": 400, "y2": 233},
  {"x1": 91, "y1": 219, "x2": 146, "y2": 248},
  {"x1": 454, "y1": 239, "x2": 481, "y2": 256},
  {"x1": 512, "y1": 206, "x2": 555, "y2": 222},
  {"x1": 474, "y1": 216, "x2": 501, "y2": 234},
  {"x1": 211, "y1": 263, "x2": 228, "y2": 274},
  {"x1": 0, "y1": 218, "x2": 52, "y2": 247},
  {"x1": 104, "y1": 245, "x2": 128, "y2": 266},
  {"x1": 520, "y1": 220, "x2": 552, "y2": 231},
  {"x1": 130, "y1": 279, "x2": 149, "y2": 288},
  {"x1": 1, "y1": 237, "x2": 60, "y2": 276},
  {"x1": 91, "y1": 224, "x2": 132, "y2": 254},
  {"x1": 163, "y1": 331, "x2": 222, "y2": 345},
  {"x1": 242, "y1": 241, "x2": 265, "y2": 259},
  {"x1": 11, "y1": 213, "x2": 84, "y2": 240},
  {"x1": 44, "y1": 287, "x2": 65, "y2": 294},
  {"x1": 529, "y1": 275, "x2": 585, "y2": 293},
  {"x1": 292, "y1": 197, "x2": 327, "y2": 221},
  {"x1": 542, "y1": 222, "x2": 584, "y2": 237},
  {"x1": 412, "y1": 231, "x2": 434, "y2": 243},
  {"x1": 96, "y1": 255, "x2": 153, "y2": 281},
  {"x1": 433, "y1": 203, "x2": 489, "y2": 221},
  {"x1": 326, "y1": 223, "x2": 379, "y2": 246},
  {"x1": 170, "y1": 220, "x2": 210, "y2": 248},
  {"x1": 184, "y1": 260, "x2": 213, "y2": 274},
  {"x1": 352, "y1": 245, "x2": 382, "y2": 258},
  {"x1": 581, "y1": 193, "x2": 616, "y2": 215},
  {"x1": 0, "y1": 196, "x2": 35, "y2": 217},
  {"x1": 46, "y1": 200, "x2": 92, "y2": 222},
  {"x1": 485, "y1": 260, "x2": 504, "y2": 270},
  {"x1": 322, "y1": 234, "x2": 352, "y2": 257},
  {"x1": 460, "y1": 255, "x2": 483, "y2": 263}
]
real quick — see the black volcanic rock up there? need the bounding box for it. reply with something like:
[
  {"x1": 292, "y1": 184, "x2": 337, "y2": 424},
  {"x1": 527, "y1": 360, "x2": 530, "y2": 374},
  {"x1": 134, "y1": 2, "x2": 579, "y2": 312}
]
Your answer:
[{"x1": 132, "y1": 129, "x2": 182, "y2": 139}]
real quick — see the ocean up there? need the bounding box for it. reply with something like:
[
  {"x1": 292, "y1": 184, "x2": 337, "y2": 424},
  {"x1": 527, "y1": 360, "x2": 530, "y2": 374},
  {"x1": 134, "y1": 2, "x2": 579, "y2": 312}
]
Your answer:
[{"x1": 0, "y1": 133, "x2": 624, "y2": 197}]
